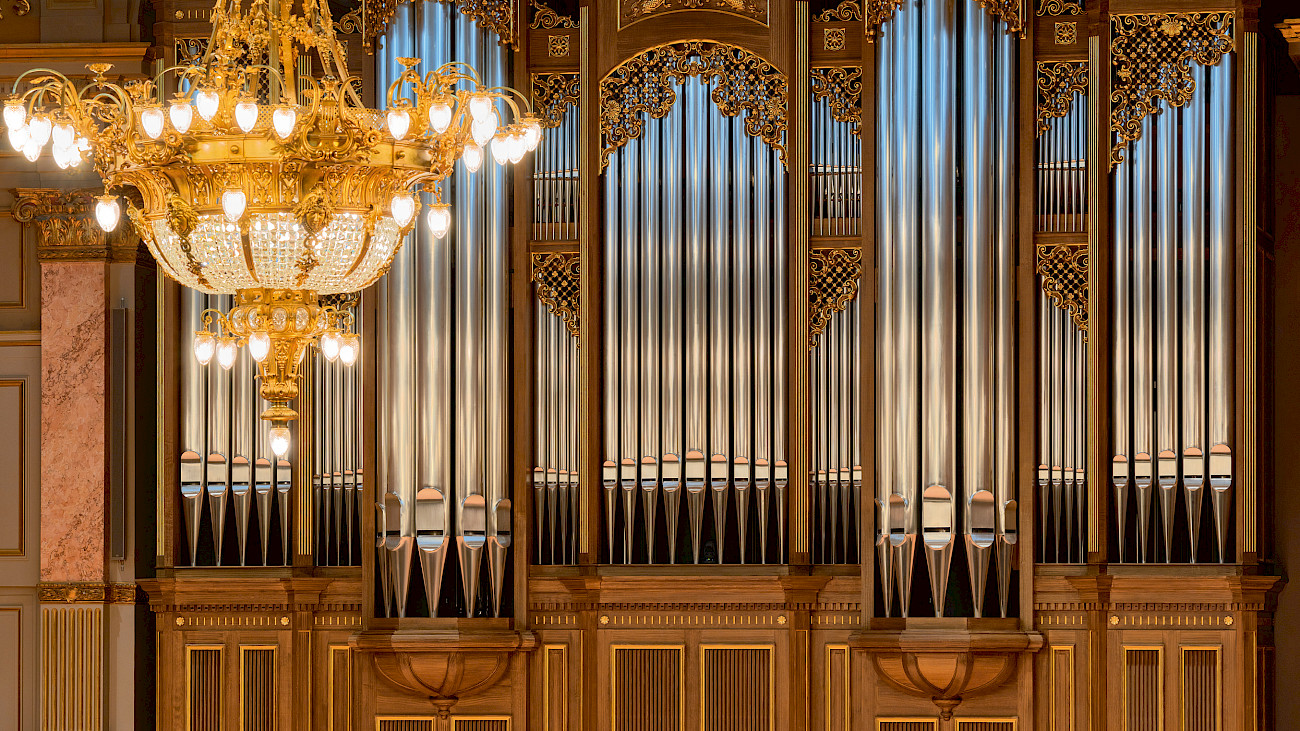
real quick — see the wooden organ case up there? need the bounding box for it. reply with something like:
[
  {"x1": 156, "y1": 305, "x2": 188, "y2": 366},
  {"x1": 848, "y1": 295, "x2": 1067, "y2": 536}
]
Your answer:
[{"x1": 136, "y1": 0, "x2": 1283, "y2": 729}]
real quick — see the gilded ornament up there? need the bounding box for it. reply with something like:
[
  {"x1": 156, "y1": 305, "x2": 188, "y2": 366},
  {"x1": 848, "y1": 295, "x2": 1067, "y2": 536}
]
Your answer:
[
  {"x1": 866, "y1": 0, "x2": 1022, "y2": 42},
  {"x1": 622, "y1": 0, "x2": 767, "y2": 26},
  {"x1": 1055, "y1": 21, "x2": 1076, "y2": 45},
  {"x1": 811, "y1": 66, "x2": 862, "y2": 133},
  {"x1": 1109, "y1": 12, "x2": 1234, "y2": 167},
  {"x1": 1036, "y1": 241, "x2": 1088, "y2": 338},
  {"x1": 12, "y1": 188, "x2": 140, "y2": 263},
  {"x1": 359, "y1": 0, "x2": 518, "y2": 51},
  {"x1": 824, "y1": 28, "x2": 846, "y2": 52},
  {"x1": 533, "y1": 73, "x2": 580, "y2": 129},
  {"x1": 531, "y1": 252, "x2": 580, "y2": 338},
  {"x1": 1036, "y1": 61, "x2": 1087, "y2": 137},
  {"x1": 549, "y1": 34, "x2": 570, "y2": 57},
  {"x1": 531, "y1": 0, "x2": 577, "y2": 29},
  {"x1": 814, "y1": 0, "x2": 861, "y2": 22},
  {"x1": 809, "y1": 247, "x2": 862, "y2": 348},
  {"x1": 0, "y1": 0, "x2": 30, "y2": 20},
  {"x1": 1036, "y1": 0, "x2": 1080, "y2": 16},
  {"x1": 600, "y1": 40, "x2": 788, "y2": 169}
]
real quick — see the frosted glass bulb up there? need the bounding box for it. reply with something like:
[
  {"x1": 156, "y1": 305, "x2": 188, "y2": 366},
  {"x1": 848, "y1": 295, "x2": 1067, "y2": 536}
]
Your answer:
[
  {"x1": 426, "y1": 204, "x2": 451, "y2": 239},
  {"x1": 169, "y1": 101, "x2": 193, "y2": 133},
  {"x1": 195, "y1": 89, "x2": 220, "y2": 121},
  {"x1": 95, "y1": 196, "x2": 120, "y2": 233},
  {"x1": 508, "y1": 131, "x2": 527, "y2": 164},
  {"x1": 468, "y1": 93, "x2": 493, "y2": 121},
  {"x1": 490, "y1": 133, "x2": 510, "y2": 165},
  {"x1": 7, "y1": 124, "x2": 27, "y2": 151},
  {"x1": 234, "y1": 99, "x2": 258, "y2": 133},
  {"x1": 53, "y1": 146, "x2": 71, "y2": 169},
  {"x1": 390, "y1": 192, "x2": 415, "y2": 228},
  {"x1": 193, "y1": 332, "x2": 216, "y2": 365},
  {"x1": 428, "y1": 99, "x2": 453, "y2": 134},
  {"x1": 140, "y1": 106, "x2": 164, "y2": 139},
  {"x1": 26, "y1": 115, "x2": 50, "y2": 146},
  {"x1": 76, "y1": 136, "x2": 90, "y2": 151},
  {"x1": 339, "y1": 334, "x2": 359, "y2": 366},
  {"x1": 3, "y1": 101, "x2": 24, "y2": 131},
  {"x1": 386, "y1": 108, "x2": 410, "y2": 140},
  {"x1": 320, "y1": 331, "x2": 341, "y2": 362},
  {"x1": 51, "y1": 123, "x2": 74, "y2": 148},
  {"x1": 21, "y1": 142, "x2": 40, "y2": 162},
  {"x1": 216, "y1": 338, "x2": 238, "y2": 370},
  {"x1": 471, "y1": 112, "x2": 497, "y2": 147},
  {"x1": 268, "y1": 426, "x2": 291, "y2": 458},
  {"x1": 247, "y1": 331, "x2": 270, "y2": 362},
  {"x1": 272, "y1": 106, "x2": 296, "y2": 139},
  {"x1": 67, "y1": 147, "x2": 83, "y2": 168},
  {"x1": 462, "y1": 142, "x2": 483, "y2": 173},
  {"x1": 523, "y1": 118, "x2": 542, "y2": 151},
  {"x1": 222, "y1": 188, "x2": 246, "y2": 223}
]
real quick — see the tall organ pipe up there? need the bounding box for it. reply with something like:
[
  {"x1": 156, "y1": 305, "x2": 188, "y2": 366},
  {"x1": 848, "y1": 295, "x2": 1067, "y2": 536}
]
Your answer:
[
  {"x1": 994, "y1": 27, "x2": 1017, "y2": 616},
  {"x1": 1207, "y1": 56, "x2": 1233, "y2": 562},
  {"x1": 180, "y1": 289, "x2": 205, "y2": 565},
  {"x1": 1113, "y1": 128, "x2": 1131, "y2": 562},
  {"x1": 1131, "y1": 119, "x2": 1154, "y2": 563},
  {"x1": 1181, "y1": 62, "x2": 1207, "y2": 561},
  {"x1": 1155, "y1": 105, "x2": 1179, "y2": 561},
  {"x1": 875, "y1": 15, "x2": 896, "y2": 609},
  {"x1": 206, "y1": 294, "x2": 231, "y2": 564}
]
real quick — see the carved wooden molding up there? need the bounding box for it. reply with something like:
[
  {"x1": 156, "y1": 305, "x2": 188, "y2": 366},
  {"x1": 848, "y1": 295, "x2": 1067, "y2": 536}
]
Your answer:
[
  {"x1": 815, "y1": 0, "x2": 861, "y2": 22},
  {"x1": 1109, "y1": 12, "x2": 1234, "y2": 167},
  {"x1": 531, "y1": 252, "x2": 580, "y2": 338},
  {"x1": 809, "y1": 247, "x2": 862, "y2": 348},
  {"x1": 1036, "y1": 0, "x2": 1080, "y2": 16},
  {"x1": 12, "y1": 188, "x2": 142, "y2": 263},
  {"x1": 532, "y1": 73, "x2": 580, "y2": 130},
  {"x1": 810, "y1": 66, "x2": 863, "y2": 133},
  {"x1": 599, "y1": 40, "x2": 787, "y2": 169},
  {"x1": 37, "y1": 582, "x2": 138, "y2": 604},
  {"x1": 866, "y1": 0, "x2": 1023, "y2": 42},
  {"x1": 620, "y1": 0, "x2": 768, "y2": 29},
  {"x1": 530, "y1": 0, "x2": 576, "y2": 29},
  {"x1": 1036, "y1": 61, "x2": 1087, "y2": 137},
  {"x1": 1036, "y1": 241, "x2": 1088, "y2": 339}
]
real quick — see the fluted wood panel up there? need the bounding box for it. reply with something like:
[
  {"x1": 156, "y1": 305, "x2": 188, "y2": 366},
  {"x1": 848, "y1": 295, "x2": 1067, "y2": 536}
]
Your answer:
[
  {"x1": 453, "y1": 720, "x2": 509, "y2": 731},
  {"x1": 240, "y1": 647, "x2": 276, "y2": 731},
  {"x1": 825, "y1": 644, "x2": 849, "y2": 731},
  {"x1": 42, "y1": 605, "x2": 103, "y2": 731},
  {"x1": 876, "y1": 722, "x2": 936, "y2": 731},
  {"x1": 1050, "y1": 645, "x2": 1074, "y2": 731},
  {"x1": 377, "y1": 720, "x2": 435, "y2": 731},
  {"x1": 955, "y1": 722, "x2": 1016, "y2": 731},
  {"x1": 187, "y1": 646, "x2": 223, "y2": 731},
  {"x1": 544, "y1": 644, "x2": 567, "y2": 730},
  {"x1": 1124, "y1": 648, "x2": 1162, "y2": 731},
  {"x1": 612, "y1": 647, "x2": 682, "y2": 731},
  {"x1": 702, "y1": 647, "x2": 772, "y2": 731},
  {"x1": 1181, "y1": 648, "x2": 1220, "y2": 731}
]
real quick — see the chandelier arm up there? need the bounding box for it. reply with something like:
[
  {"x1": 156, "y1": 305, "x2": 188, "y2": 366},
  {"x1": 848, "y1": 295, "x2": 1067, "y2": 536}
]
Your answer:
[{"x1": 479, "y1": 85, "x2": 535, "y2": 116}]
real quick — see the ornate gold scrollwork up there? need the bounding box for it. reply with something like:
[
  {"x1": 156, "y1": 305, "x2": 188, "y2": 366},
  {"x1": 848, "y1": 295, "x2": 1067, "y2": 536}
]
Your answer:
[
  {"x1": 359, "y1": 0, "x2": 518, "y2": 51},
  {"x1": 533, "y1": 73, "x2": 580, "y2": 129},
  {"x1": 815, "y1": 0, "x2": 861, "y2": 22},
  {"x1": 1036, "y1": 242, "x2": 1088, "y2": 338},
  {"x1": 865, "y1": 0, "x2": 1022, "y2": 42},
  {"x1": 599, "y1": 41, "x2": 787, "y2": 169},
  {"x1": 811, "y1": 66, "x2": 862, "y2": 133},
  {"x1": 1036, "y1": 61, "x2": 1087, "y2": 137},
  {"x1": 621, "y1": 0, "x2": 767, "y2": 26},
  {"x1": 1055, "y1": 21, "x2": 1076, "y2": 44},
  {"x1": 1036, "y1": 0, "x2": 1080, "y2": 16},
  {"x1": 531, "y1": 0, "x2": 577, "y2": 28},
  {"x1": 863, "y1": 0, "x2": 904, "y2": 41},
  {"x1": 1109, "y1": 12, "x2": 1233, "y2": 167},
  {"x1": 12, "y1": 188, "x2": 141, "y2": 263},
  {"x1": 531, "y1": 252, "x2": 580, "y2": 338},
  {"x1": 809, "y1": 247, "x2": 862, "y2": 348},
  {"x1": 824, "y1": 28, "x2": 847, "y2": 51},
  {"x1": 975, "y1": 0, "x2": 1025, "y2": 35}
]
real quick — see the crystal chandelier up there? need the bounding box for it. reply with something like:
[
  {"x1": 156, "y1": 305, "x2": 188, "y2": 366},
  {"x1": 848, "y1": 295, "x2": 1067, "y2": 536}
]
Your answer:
[{"x1": 3, "y1": 0, "x2": 540, "y2": 456}]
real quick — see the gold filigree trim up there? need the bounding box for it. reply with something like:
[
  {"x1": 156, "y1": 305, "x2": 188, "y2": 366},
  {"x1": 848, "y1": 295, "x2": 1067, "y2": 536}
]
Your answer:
[
  {"x1": 1036, "y1": 61, "x2": 1087, "y2": 137},
  {"x1": 976, "y1": 0, "x2": 1025, "y2": 35},
  {"x1": 38, "y1": 582, "x2": 137, "y2": 604},
  {"x1": 864, "y1": 0, "x2": 904, "y2": 41},
  {"x1": 1055, "y1": 21, "x2": 1077, "y2": 44},
  {"x1": 531, "y1": 252, "x2": 580, "y2": 338},
  {"x1": 622, "y1": 0, "x2": 767, "y2": 27},
  {"x1": 1109, "y1": 12, "x2": 1234, "y2": 167},
  {"x1": 533, "y1": 73, "x2": 580, "y2": 129},
  {"x1": 811, "y1": 67, "x2": 862, "y2": 133},
  {"x1": 1036, "y1": 242, "x2": 1088, "y2": 338},
  {"x1": 360, "y1": 0, "x2": 517, "y2": 51},
  {"x1": 531, "y1": 0, "x2": 576, "y2": 28},
  {"x1": 815, "y1": 0, "x2": 861, "y2": 22},
  {"x1": 866, "y1": 0, "x2": 1022, "y2": 42},
  {"x1": 809, "y1": 247, "x2": 862, "y2": 348},
  {"x1": 600, "y1": 41, "x2": 787, "y2": 169},
  {"x1": 1036, "y1": 0, "x2": 1080, "y2": 16}
]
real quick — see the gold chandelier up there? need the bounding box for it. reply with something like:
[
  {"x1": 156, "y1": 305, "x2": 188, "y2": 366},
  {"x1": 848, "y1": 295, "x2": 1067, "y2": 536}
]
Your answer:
[{"x1": 4, "y1": 0, "x2": 540, "y2": 456}]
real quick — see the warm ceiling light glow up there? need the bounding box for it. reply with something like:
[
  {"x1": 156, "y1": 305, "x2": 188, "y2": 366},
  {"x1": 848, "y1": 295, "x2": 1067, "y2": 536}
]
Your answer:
[
  {"x1": 222, "y1": 188, "x2": 246, "y2": 223},
  {"x1": 463, "y1": 142, "x2": 484, "y2": 173},
  {"x1": 234, "y1": 98, "x2": 259, "y2": 133},
  {"x1": 387, "y1": 108, "x2": 410, "y2": 140},
  {"x1": 140, "y1": 106, "x2": 165, "y2": 139},
  {"x1": 426, "y1": 204, "x2": 451, "y2": 239},
  {"x1": 269, "y1": 426, "x2": 291, "y2": 458},
  {"x1": 195, "y1": 88, "x2": 220, "y2": 120},
  {"x1": 272, "y1": 105, "x2": 296, "y2": 139},
  {"x1": 169, "y1": 100, "x2": 193, "y2": 133},
  {"x1": 391, "y1": 192, "x2": 416, "y2": 228},
  {"x1": 3, "y1": 100, "x2": 25, "y2": 130},
  {"x1": 247, "y1": 331, "x2": 270, "y2": 362},
  {"x1": 320, "y1": 330, "x2": 341, "y2": 362},
  {"x1": 95, "y1": 195, "x2": 121, "y2": 233},
  {"x1": 339, "y1": 334, "x2": 359, "y2": 366},
  {"x1": 26, "y1": 114, "x2": 50, "y2": 146},
  {"x1": 193, "y1": 332, "x2": 216, "y2": 365},
  {"x1": 428, "y1": 98, "x2": 453, "y2": 134}
]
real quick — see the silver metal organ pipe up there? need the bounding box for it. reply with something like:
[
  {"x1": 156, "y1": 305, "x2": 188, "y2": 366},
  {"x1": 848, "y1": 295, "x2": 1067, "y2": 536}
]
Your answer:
[
  {"x1": 1155, "y1": 104, "x2": 1178, "y2": 561},
  {"x1": 753, "y1": 121, "x2": 772, "y2": 565},
  {"x1": 1182, "y1": 62, "x2": 1207, "y2": 561},
  {"x1": 1113, "y1": 122, "x2": 1132, "y2": 562},
  {"x1": 1052, "y1": 301, "x2": 1064, "y2": 559},
  {"x1": 734, "y1": 126, "x2": 753, "y2": 563},
  {"x1": 642, "y1": 119, "x2": 662, "y2": 562},
  {"x1": 994, "y1": 28, "x2": 1016, "y2": 612},
  {"x1": 1039, "y1": 293, "x2": 1052, "y2": 561},
  {"x1": 179, "y1": 289, "x2": 205, "y2": 565},
  {"x1": 664, "y1": 95, "x2": 685, "y2": 565},
  {"x1": 772, "y1": 104, "x2": 788, "y2": 564},
  {"x1": 1207, "y1": 55, "x2": 1233, "y2": 561},
  {"x1": 1131, "y1": 119, "x2": 1154, "y2": 562},
  {"x1": 708, "y1": 96, "x2": 731, "y2": 558},
  {"x1": 876, "y1": 23, "x2": 897, "y2": 610},
  {"x1": 619, "y1": 135, "x2": 637, "y2": 563},
  {"x1": 603, "y1": 150, "x2": 619, "y2": 561},
  {"x1": 205, "y1": 293, "x2": 231, "y2": 564},
  {"x1": 485, "y1": 51, "x2": 510, "y2": 614}
]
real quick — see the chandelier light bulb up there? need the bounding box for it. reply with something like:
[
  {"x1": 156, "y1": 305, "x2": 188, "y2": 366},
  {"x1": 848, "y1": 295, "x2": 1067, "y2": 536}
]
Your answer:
[
  {"x1": 76, "y1": 136, "x2": 90, "y2": 151},
  {"x1": 3, "y1": 100, "x2": 25, "y2": 131},
  {"x1": 193, "y1": 332, "x2": 216, "y2": 365},
  {"x1": 468, "y1": 93, "x2": 493, "y2": 121},
  {"x1": 51, "y1": 123, "x2": 75, "y2": 149},
  {"x1": 247, "y1": 331, "x2": 270, "y2": 362},
  {"x1": 26, "y1": 115, "x2": 50, "y2": 146},
  {"x1": 490, "y1": 132, "x2": 510, "y2": 165},
  {"x1": 272, "y1": 105, "x2": 296, "y2": 139},
  {"x1": 339, "y1": 333, "x2": 359, "y2": 366},
  {"x1": 95, "y1": 196, "x2": 121, "y2": 233},
  {"x1": 7, "y1": 124, "x2": 27, "y2": 151},
  {"x1": 471, "y1": 111, "x2": 497, "y2": 147},
  {"x1": 21, "y1": 141, "x2": 41, "y2": 162},
  {"x1": 53, "y1": 146, "x2": 71, "y2": 169},
  {"x1": 216, "y1": 337, "x2": 238, "y2": 370},
  {"x1": 268, "y1": 426, "x2": 291, "y2": 458},
  {"x1": 320, "y1": 330, "x2": 341, "y2": 362},
  {"x1": 426, "y1": 204, "x2": 451, "y2": 239},
  {"x1": 463, "y1": 142, "x2": 484, "y2": 173},
  {"x1": 140, "y1": 106, "x2": 165, "y2": 140},
  {"x1": 428, "y1": 98, "x2": 453, "y2": 134},
  {"x1": 222, "y1": 188, "x2": 246, "y2": 223},
  {"x1": 390, "y1": 192, "x2": 416, "y2": 228},
  {"x1": 195, "y1": 89, "x2": 220, "y2": 121},
  {"x1": 508, "y1": 130, "x2": 527, "y2": 164},
  {"x1": 234, "y1": 98, "x2": 259, "y2": 133},
  {"x1": 169, "y1": 101, "x2": 193, "y2": 133},
  {"x1": 67, "y1": 146, "x2": 83, "y2": 168},
  {"x1": 386, "y1": 108, "x2": 410, "y2": 140},
  {"x1": 522, "y1": 117, "x2": 542, "y2": 151}
]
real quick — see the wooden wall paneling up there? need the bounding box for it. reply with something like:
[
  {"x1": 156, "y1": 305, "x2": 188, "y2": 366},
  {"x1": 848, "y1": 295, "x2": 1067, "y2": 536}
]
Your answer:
[
  {"x1": 1048, "y1": 644, "x2": 1074, "y2": 731},
  {"x1": 452, "y1": 717, "x2": 511, "y2": 730},
  {"x1": 0, "y1": 212, "x2": 39, "y2": 332},
  {"x1": 609, "y1": 644, "x2": 684, "y2": 731},
  {"x1": 1235, "y1": 23, "x2": 1261, "y2": 567},
  {"x1": 699, "y1": 645, "x2": 774, "y2": 731},
  {"x1": 954, "y1": 721, "x2": 1017, "y2": 731},
  {"x1": 875, "y1": 720, "x2": 936, "y2": 731},
  {"x1": 376, "y1": 719, "x2": 435, "y2": 731},
  {"x1": 1179, "y1": 645, "x2": 1221, "y2": 731},
  {"x1": 788, "y1": 0, "x2": 812, "y2": 566},
  {"x1": 239, "y1": 645, "x2": 276, "y2": 731},
  {"x1": 0, "y1": 378, "x2": 28, "y2": 558},
  {"x1": 1121, "y1": 645, "x2": 1163, "y2": 731},
  {"x1": 823, "y1": 643, "x2": 850, "y2": 731},
  {"x1": 578, "y1": 2, "x2": 602, "y2": 569},
  {"x1": 327, "y1": 644, "x2": 350, "y2": 731},
  {"x1": 541, "y1": 643, "x2": 568, "y2": 731},
  {"x1": 186, "y1": 645, "x2": 223, "y2": 731}
]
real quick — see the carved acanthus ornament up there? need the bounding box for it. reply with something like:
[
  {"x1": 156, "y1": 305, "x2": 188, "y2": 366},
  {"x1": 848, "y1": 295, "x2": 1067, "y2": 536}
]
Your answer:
[
  {"x1": 600, "y1": 41, "x2": 787, "y2": 169},
  {"x1": 531, "y1": 253, "x2": 580, "y2": 338},
  {"x1": 864, "y1": 0, "x2": 1022, "y2": 42},
  {"x1": 354, "y1": 0, "x2": 519, "y2": 51},
  {"x1": 808, "y1": 247, "x2": 862, "y2": 348},
  {"x1": 1036, "y1": 61, "x2": 1087, "y2": 137},
  {"x1": 12, "y1": 188, "x2": 141, "y2": 262},
  {"x1": 531, "y1": 0, "x2": 576, "y2": 28},
  {"x1": 815, "y1": 0, "x2": 861, "y2": 22},
  {"x1": 532, "y1": 73, "x2": 580, "y2": 129},
  {"x1": 621, "y1": 0, "x2": 767, "y2": 27},
  {"x1": 1036, "y1": 242, "x2": 1088, "y2": 338},
  {"x1": 37, "y1": 582, "x2": 137, "y2": 604},
  {"x1": 1036, "y1": 0, "x2": 1080, "y2": 16},
  {"x1": 1109, "y1": 12, "x2": 1234, "y2": 167},
  {"x1": 810, "y1": 67, "x2": 862, "y2": 133}
]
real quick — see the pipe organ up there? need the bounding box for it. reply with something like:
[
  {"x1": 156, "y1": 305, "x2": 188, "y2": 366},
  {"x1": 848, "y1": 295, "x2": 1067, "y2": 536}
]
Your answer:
[{"x1": 313, "y1": 294, "x2": 364, "y2": 567}]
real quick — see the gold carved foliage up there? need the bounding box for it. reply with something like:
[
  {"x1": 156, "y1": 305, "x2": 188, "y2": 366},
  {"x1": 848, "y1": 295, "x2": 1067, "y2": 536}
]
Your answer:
[
  {"x1": 531, "y1": 0, "x2": 576, "y2": 28},
  {"x1": 358, "y1": 0, "x2": 517, "y2": 51},
  {"x1": 532, "y1": 253, "x2": 580, "y2": 338},
  {"x1": 1110, "y1": 12, "x2": 1234, "y2": 167},
  {"x1": 600, "y1": 41, "x2": 788, "y2": 169},
  {"x1": 12, "y1": 188, "x2": 140, "y2": 262},
  {"x1": 815, "y1": 0, "x2": 861, "y2": 22},
  {"x1": 1036, "y1": 0, "x2": 1080, "y2": 16},
  {"x1": 1036, "y1": 242, "x2": 1088, "y2": 337},
  {"x1": 864, "y1": 0, "x2": 1022, "y2": 42},
  {"x1": 811, "y1": 67, "x2": 863, "y2": 133},
  {"x1": 1036, "y1": 61, "x2": 1087, "y2": 137},
  {"x1": 863, "y1": 0, "x2": 904, "y2": 42},
  {"x1": 622, "y1": 0, "x2": 767, "y2": 27},
  {"x1": 809, "y1": 247, "x2": 862, "y2": 348},
  {"x1": 533, "y1": 73, "x2": 580, "y2": 129}
]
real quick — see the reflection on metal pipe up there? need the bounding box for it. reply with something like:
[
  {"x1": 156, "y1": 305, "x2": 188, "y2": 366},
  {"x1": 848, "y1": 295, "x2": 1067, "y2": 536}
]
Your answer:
[{"x1": 1208, "y1": 55, "x2": 1233, "y2": 563}]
